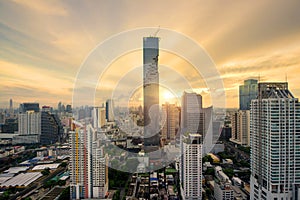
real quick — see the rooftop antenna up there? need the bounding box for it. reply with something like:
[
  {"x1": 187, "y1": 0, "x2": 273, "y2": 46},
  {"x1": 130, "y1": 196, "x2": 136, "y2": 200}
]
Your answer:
[
  {"x1": 152, "y1": 26, "x2": 160, "y2": 37},
  {"x1": 285, "y1": 73, "x2": 288, "y2": 83}
]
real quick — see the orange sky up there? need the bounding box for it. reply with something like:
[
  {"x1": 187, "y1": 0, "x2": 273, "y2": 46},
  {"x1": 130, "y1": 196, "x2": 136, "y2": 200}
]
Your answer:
[{"x1": 0, "y1": 0, "x2": 300, "y2": 108}]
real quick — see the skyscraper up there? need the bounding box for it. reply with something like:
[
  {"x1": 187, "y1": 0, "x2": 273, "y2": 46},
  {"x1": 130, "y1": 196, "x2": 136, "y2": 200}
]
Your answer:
[
  {"x1": 180, "y1": 92, "x2": 203, "y2": 200},
  {"x1": 19, "y1": 103, "x2": 40, "y2": 113},
  {"x1": 70, "y1": 123, "x2": 108, "y2": 199},
  {"x1": 17, "y1": 105, "x2": 61, "y2": 144},
  {"x1": 9, "y1": 99, "x2": 13, "y2": 115},
  {"x1": 180, "y1": 133, "x2": 202, "y2": 200},
  {"x1": 143, "y1": 37, "x2": 160, "y2": 151},
  {"x1": 70, "y1": 124, "x2": 93, "y2": 199},
  {"x1": 230, "y1": 110, "x2": 250, "y2": 146},
  {"x1": 239, "y1": 79, "x2": 258, "y2": 110},
  {"x1": 250, "y1": 82, "x2": 300, "y2": 199},
  {"x1": 93, "y1": 107, "x2": 106, "y2": 129},
  {"x1": 162, "y1": 102, "x2": 180, "y2": 145},
  {"x1": 105, "y1": 99, "x2": 114, "y2": 122},
  {"x1": 18, "y1": 110, "x2": 41, "y2": 135},
  {"x1": 181, "y1": 92, "x2": 204, "y2": 135}
]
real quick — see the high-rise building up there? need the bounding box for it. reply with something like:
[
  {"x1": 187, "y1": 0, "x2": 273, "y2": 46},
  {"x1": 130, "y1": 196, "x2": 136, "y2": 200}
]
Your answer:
[
  {"x1": 93, "y1": 107, "x2": 106, "y2": 129},
  {"x1": 70, "y1": 123, "x2": 108, "y2": 199},
  {"x1": 162, "y1": 102, "x2": 180, "y2": 145},
  {"x1": 92, "y1": 144, "x2": 108, "y2": 198},
  {"x1": 181, "y1": 92, "x2": 204, "y2": 135},
  {"x1": 143, "y1": 37, "x2": 160, "y2": 151},
  {"x1": 18, "y1": 111, "x2": 41, "y2": 135},
  {"x1": 239, "y1": 79, "x2": 258, "y2": 110},
  {"x1": 105, "y1": 99, "x2": 114, "y2": 122},
  {"x1": 230, "y1": 110, "x2": 250, "y2": 146},
  {"x1": 70, "y1": 125, "x2": 93, "y2": 199},
  {"x1": 9, "y1": 99, "x2": 13, "y2": 115},
  {"x1": 180, "y1": 92, "x2": 203, "y2": 200},
  {"x1": 66, "y1": 104, "x2": 72, "y2": 113},
  {"x1": 40, "y1": 111, "x2": 60, "y2": 144},
  {"x1": 19, "y1": 103, "x2": 40, "y2": 113},
  {"x1": 180, "y1": 133, "x2": 202, "y2": 200},
  {"x1": 17, "y1": 109, "x2": 60, "y2": 144},
  {"x1": 250, "y1": 82, "x2": 300, "y2": 199}
]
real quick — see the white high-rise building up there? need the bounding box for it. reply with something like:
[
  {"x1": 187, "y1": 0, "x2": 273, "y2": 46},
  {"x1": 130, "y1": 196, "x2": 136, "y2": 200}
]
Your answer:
[
  {"x1": 70, "y1": 123, "x2": 108, "y2": 199},
  {"x1": 180, "y1": 133, "x2": 202, "y2": 200},
  {"x1": 92, "y1": 145, "x2": 108, "y2": 198},
  {"x1": 230, "y1": 110, "x2": 250, "y2": 146},
  {"x1": 180, "y1": 92, "x2": 203, "y2": 200},
  {"x1": 93, "y1": 107, "x2": 106, "y2": 129},
  {"x1": 70, "y1": 124, "x2": 93, "y2": 199},
  {"x1": 250, "y1": 82, "x2": 300, "y2": 200},
  {"x1": 18, "y1": 111, "x2": 41, "y2": 135}
]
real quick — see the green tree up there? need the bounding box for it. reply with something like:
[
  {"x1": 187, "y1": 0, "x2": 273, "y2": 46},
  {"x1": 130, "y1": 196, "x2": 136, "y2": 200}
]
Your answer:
[
  {"x1": 59, "y1": 162, "x2": 67, "y2": 167},
  {"x1": 58, "y1": 186, "x2": 70, "y2": 200},
  {"x1": 58, "y1": 180, "x2": 66, "y2": 186},
  {"x1": 204, "y1": 168, "x2": 214, "y2": 175},
  {"x1": 202, "y1": 155, "x2": 213, "y2": 164},
  {"x1": 223, "y1": 168, "x2": 234, "y2": 178},
  {"x1": 112, "y1": 190, "x2": 120, "y2": 200},
  {"x1": 41, "y1": 167, "x2": 50, "y2": 176}
]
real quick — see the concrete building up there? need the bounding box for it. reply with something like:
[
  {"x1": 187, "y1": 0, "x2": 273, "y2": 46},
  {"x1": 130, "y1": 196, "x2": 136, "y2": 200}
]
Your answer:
[
  {"x1": 92, "y1": 146, "x2": 108, "y2": 198},
  {"x1": 18, "y1": 111, "x2": 41, "y2": 135},
  {"x1": 250, "y1": 82, "x2": 300, "y2": 200},
  {"x1": 105, "y1": 99, "x2": 114, "y2": 122},
  {"x1": 19, "y1": 103, "x2": 40, "y2": 113},
  {"x1": 93, "y1": 107, "x2": 106, "y2": 129},
  {"x1": 180, "y1": 133, "x2": 202, "y2": 200},
  {"x1": 230, "y1": 110, "x2": 250, "y2": 146},
  {"x1": 214, "y1": 181, "x2": 234, "y2": 200},
  {"x1": 143, "y1": 37, "x2": 160, "y2": 151},
  {"x1": 70, "y1": 124, "x2": 93, "y2": 199},
  {"x1": 239, "y1": 79, "x2": 258, "y2": 110},
  {"x1": 17, "y1": 110, "x2": 60, "y2": 144},
  {"x1": 181, "y1": 92, "x2": 204, "y2": 135},
  {"x1": 180, "y1": 92, "x2": 204, "y2": 199},
  {"x1": 162, "y1": 102, "x2": 180, "y2": 145},
  {"x1": 70, "y1": 123, "x2": 108, "y2": 199}
]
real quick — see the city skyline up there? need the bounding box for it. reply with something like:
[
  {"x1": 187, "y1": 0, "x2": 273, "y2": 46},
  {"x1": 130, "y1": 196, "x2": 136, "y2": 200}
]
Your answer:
[{"x1": 1, "y1": 1, "x2": 300, "y2": 108}]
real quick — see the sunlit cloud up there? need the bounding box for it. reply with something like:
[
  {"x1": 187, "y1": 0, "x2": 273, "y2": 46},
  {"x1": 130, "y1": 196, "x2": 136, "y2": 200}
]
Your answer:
[{"x1": 0, "y1": 0, "x2": 300, "y2": 108}]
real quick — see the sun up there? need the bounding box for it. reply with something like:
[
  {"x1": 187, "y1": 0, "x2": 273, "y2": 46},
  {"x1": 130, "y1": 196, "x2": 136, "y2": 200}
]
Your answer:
[{"x1": 163, "y1": 91, "x2": 174, "y2": 100}]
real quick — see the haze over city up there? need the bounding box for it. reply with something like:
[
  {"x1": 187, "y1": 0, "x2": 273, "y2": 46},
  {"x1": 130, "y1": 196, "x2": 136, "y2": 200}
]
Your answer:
[{"x1": 1, "y1": 0, "x2": 300, "y2": 108}]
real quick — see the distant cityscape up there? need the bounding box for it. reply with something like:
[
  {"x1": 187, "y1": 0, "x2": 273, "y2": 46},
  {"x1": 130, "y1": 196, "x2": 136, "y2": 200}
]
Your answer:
[{"x1": 0, "y1": 36, "x2": 299, "y2": 200}]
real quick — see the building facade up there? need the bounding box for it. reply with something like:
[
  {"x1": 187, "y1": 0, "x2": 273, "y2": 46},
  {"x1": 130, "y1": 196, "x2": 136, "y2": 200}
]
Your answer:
[
  {"x1": 250, "y1": 82, "x2": 300, "y2": 200},
  {"x1": 93, "y1": 107, "x2": 106, "y2": 130},
  {"x1": 17, "y1": 109, "x2": 60, "y2": 144},
  {"x1": 105, "y1": 99, "x2": 114, "y2": 122},
  {"x1": 180, "y1": 92, "x2": 203, "y2": 200},
  {"x1": 214, "y1": 182, "x2": 234, "y2": 200},
  {"x1": 143, "y1": 37, "x2": 160, "y2": 151},
  {"x1": 180, "y1": 133, "x2": 202, "y2": 200},
  {"x1": 230, "y1": 110, "x2": 250, "y2": 146},
  {"x1": 162, "y1": 102, "x2": 180, "y2": 145},
  {"x1": 70, "y1": 123, "x2": 108, "y2": 199},
  {"x1": 239, "y1": 79, "x2": 258, "y2": 110},
  {"x1": 181, "y1": 92, "x2": 204, "y2": 135}
]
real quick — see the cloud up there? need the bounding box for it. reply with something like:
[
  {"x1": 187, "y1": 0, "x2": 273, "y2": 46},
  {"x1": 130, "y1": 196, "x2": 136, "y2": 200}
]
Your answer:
[
  {"x1": 1, "y1": 0, "x2": 300, "y2": 108},
  {"x1": 11, "y1": 0, "x2": 68, "y2": 16}
]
